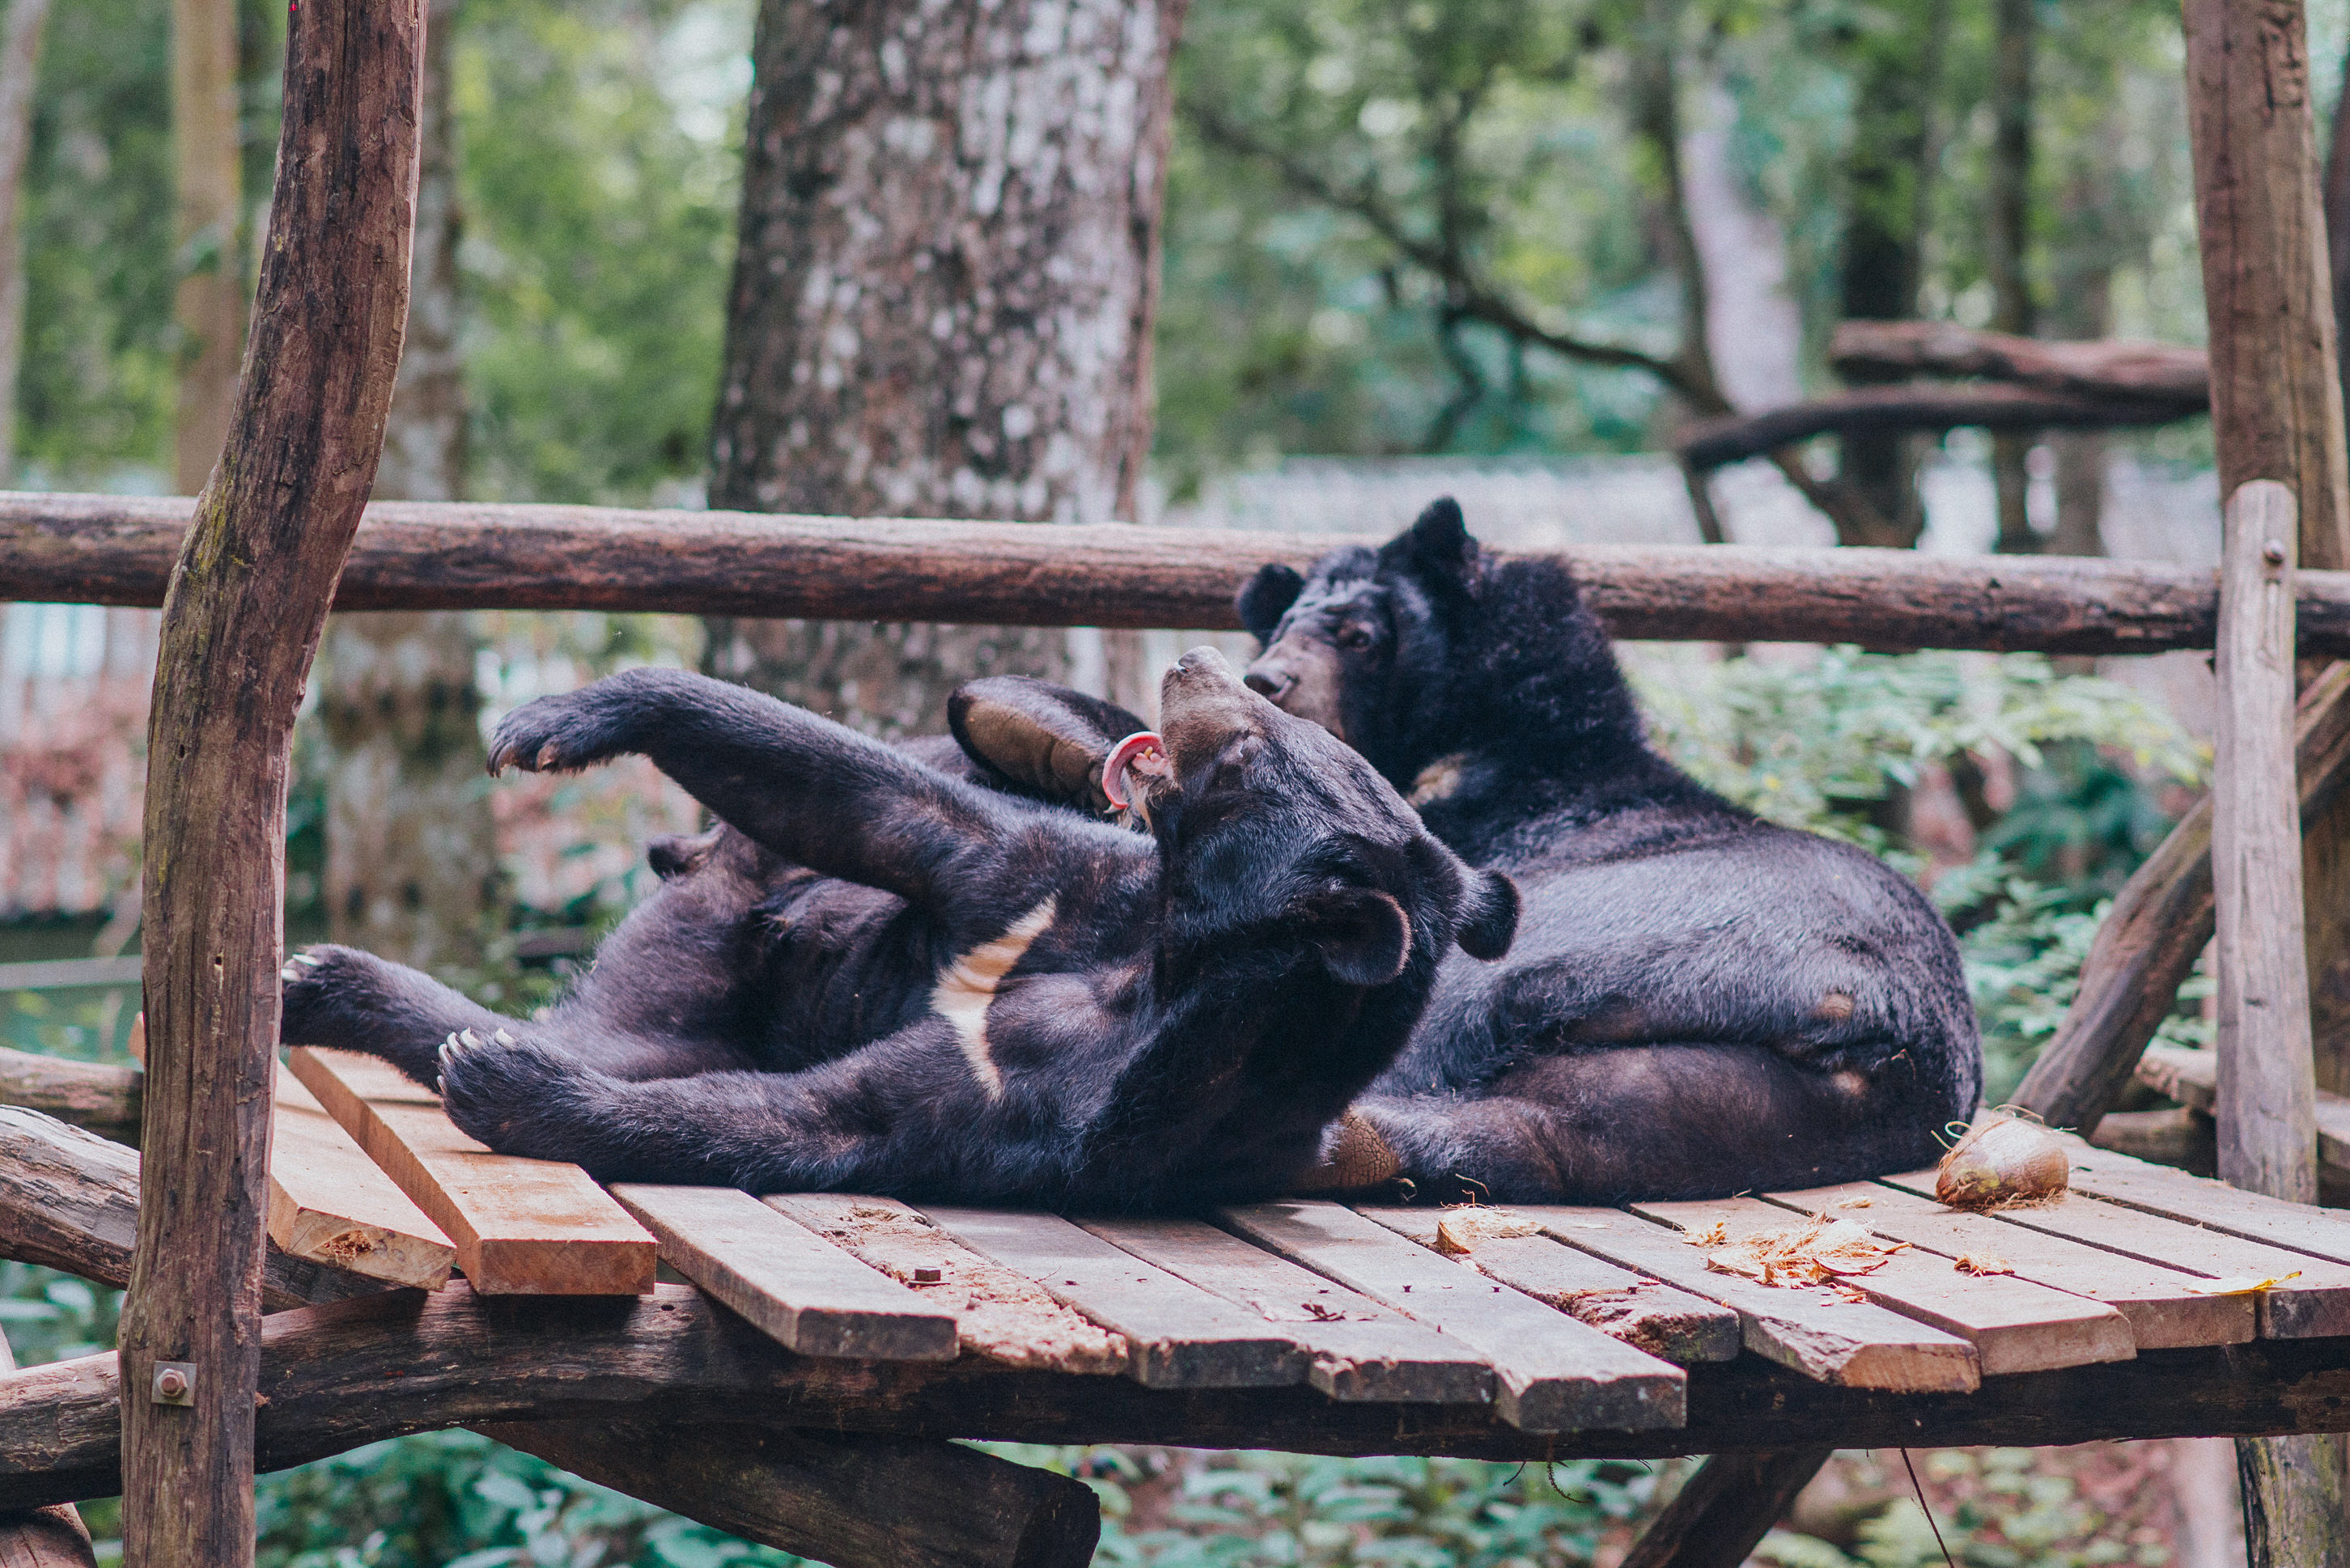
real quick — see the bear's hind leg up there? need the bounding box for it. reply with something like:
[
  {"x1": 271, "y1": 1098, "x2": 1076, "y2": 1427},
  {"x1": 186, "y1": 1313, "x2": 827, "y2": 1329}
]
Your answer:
[{"x1": 1331, "y1": 1043, "x2": 1956, "y2": 1204}]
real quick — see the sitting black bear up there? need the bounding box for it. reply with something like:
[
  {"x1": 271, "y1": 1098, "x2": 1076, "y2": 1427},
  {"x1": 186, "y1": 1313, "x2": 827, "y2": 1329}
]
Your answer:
[
  {"x1": 1228, "y1": 498, "x2": 1982, "y2": 1201},
  {"x1": 280, "y1": 649, "x2": 1517, "y2": 1210}
]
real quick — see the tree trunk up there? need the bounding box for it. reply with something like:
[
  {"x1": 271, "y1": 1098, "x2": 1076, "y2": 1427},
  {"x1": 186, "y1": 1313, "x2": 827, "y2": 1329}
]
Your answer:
[
  {"x1": 170, "y1": 0, "x2": 244, "y2": 494},
  {"x1": 1987, "y1": 0, "x2": 2037, "y2": 554},
  {"x1": 0, "y1": 0, "x2": 53, "y2": 481},
  {"x1": 1832, "y1": 0, "x2": 1949, "y2": 549},
  {"x1": 117, "y1": 0, "x2": 422, "y2": 1551},
  {"x1": 321, "y1": 0, "x2": 498, "y2": 976},
  {"x1": 2182, "y1": 0, "x2": 2350, "y2": 1553},
  {"x1": 704, "y1": 0, "x2": 1186, "y2": 734}
]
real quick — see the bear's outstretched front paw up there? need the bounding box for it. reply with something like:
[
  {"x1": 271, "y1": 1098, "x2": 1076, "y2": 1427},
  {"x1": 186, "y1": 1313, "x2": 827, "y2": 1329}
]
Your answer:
[
  {"x1": 280, "y1": 944, "x2": 401, "y2": 1047},
  {"x1": 435, "y1": 1030, "x2": 614, "y2": 1163},
  {"x1": 486, "y1": 689, "x2": 638, "y2": 777}
]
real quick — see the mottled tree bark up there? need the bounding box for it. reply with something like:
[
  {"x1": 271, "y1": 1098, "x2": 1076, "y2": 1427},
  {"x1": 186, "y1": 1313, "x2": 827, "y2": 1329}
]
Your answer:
[
  {"x1": 1833, "y1": 0, "x2": 1949, "y2": 549},
  {"x1": 171, "y1": 0, "x2": 244, "y2": 494},
  {"x1": 0, "y1": 0, "x2": 53, "y2": 479},
  {"x1": 1987, "y1": 0, "x2": 2038, "y2": 555},
  {"x1": 321, "y1": 0, "x2": 500, "y2": 974},
  {"x1": 706, "y1": 0, "x2": 1186, "y2": 734}
]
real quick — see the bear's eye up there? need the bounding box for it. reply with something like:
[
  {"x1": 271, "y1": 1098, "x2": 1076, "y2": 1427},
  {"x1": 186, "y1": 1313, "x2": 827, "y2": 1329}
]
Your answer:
[{"x1": 1336, "y1": 625, "x2": 1376, "y2": 652}]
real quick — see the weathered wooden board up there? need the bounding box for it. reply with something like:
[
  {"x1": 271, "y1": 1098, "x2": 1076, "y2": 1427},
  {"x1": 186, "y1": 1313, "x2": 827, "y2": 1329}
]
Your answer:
[
  {"x1": 1509, "y1": 1205, "x2": 1979, "y2": 1392},
  {"x1": 1762, "y1": 1181, "x2": 2255, "y2": 1350},
  {"x1": 2137, "y1": 1045, "x2": 2350, "y2": 1177},
  {"x1": 1355, "y1": 1206, "x2": 1741, "y2": 1366},
  {"x1": 288, "y1": 1047, "x2": 655, "y2": 1295},
  {"x1": 2060, "y1": 1138, "x2": 2350, "y2": 1264},
  {"x1": 612, "y1": 1185, "x2": 956, "y2": 1361},
  {"x1": 766, "y1": 1195, "x2": 1129, "y2": 1375},
  {"x1": 1220, "y1": 1201, "x2": 1686, "y2": 1433},
  {"x1": 1635, "y1": 1197, "x2": 2132, "y2": 1376},
  {"x1": 1877, "y1": 1167, "x2": 2350, "y2": 1338},
  {"x1": 918, "y1": 1206, "x2": 1304, "y2": 1389},
  {"x1": 1078, "y1": 1216, "x2": 1493, "y2": 1405},
  {"x1": 269, "y1": 1066, "x2": 454, "y2": 1290}
]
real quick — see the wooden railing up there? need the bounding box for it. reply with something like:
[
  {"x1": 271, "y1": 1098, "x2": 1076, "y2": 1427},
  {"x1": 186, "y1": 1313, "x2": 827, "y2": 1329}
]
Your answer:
[{"x1": 0, "y1": 489, "x2": 2327, "y2": 656}]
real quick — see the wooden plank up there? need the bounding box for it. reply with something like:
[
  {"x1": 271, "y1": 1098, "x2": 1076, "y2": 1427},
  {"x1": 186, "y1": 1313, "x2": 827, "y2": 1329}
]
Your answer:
[
  {"x1": 1077, "y1": 1216, "x2": 1493, "y2": 1405},
  {"x1": 1762, "y1": 1180, "x2": 2255, "y2": 1350},
  {"x1": 1878, "y1": 1165, "x2": 2350, "y2": 1337},
  {"x1": 1355, "y1": 1206, "x2": 1741, "y2": 1366},
  {"x1": 1634, "y1": 1196, "x2": 2133, "y2": 1376},
  {"x1": 1220, "y1": 1201, "x2": 1686, "y2": 1433},
  {"x1": 917, "y1": 1206, "x2": 1304, "y2": 1389},
  {"x1": 288, "y1": 1047, "x2": 655, "y2": 1296},
  {"x1": 268, "y1": 1066, "x2": 454, "y2": 1290},
  {"x1": 611, "y1": 1185, "x2": 955, "y2": 1361},
  {"x1": 2140, "y1": 1044, "x2": 2350, "y2": 1175},
  {"x1": 2213, "y1": 480, "x2": 2318, "y2": 1201},
  {"x1": 2060, "y1": 1137, "x2": 2350, "y2": 1266},
  {"x1": 1506, "y1": 1205, "x2": 1979, "y2": 1392},
  {"x1": 765, "y1": 1195, "x2": 1129, "y2": 1375}
]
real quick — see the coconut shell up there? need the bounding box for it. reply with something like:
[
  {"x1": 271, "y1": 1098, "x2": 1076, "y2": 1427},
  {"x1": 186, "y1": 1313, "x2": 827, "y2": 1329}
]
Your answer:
[{"x1": 1935, "y1": 1115, "x2": 2070, "y2": 1210}]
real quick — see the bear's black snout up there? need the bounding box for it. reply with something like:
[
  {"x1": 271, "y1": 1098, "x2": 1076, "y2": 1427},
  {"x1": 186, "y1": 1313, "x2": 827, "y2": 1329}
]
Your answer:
[{"x1": 1242, "y1": 660, "x2": 1294, "y2": 701}]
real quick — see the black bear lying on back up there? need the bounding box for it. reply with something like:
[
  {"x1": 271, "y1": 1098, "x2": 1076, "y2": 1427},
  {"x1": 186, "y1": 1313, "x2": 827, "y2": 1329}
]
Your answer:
[
  {"x1": 1233, "y1": 499, "x2": 1982, "y2": 1201},
  {"x1": 279, "y1": 648, "x2": 1516, "y2": 1210}
]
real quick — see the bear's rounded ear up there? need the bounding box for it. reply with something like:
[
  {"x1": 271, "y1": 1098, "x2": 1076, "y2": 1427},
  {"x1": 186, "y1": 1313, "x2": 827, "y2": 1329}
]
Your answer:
[
  {"x1": 1387, "y1": 496, "x2": 1479, "y2": 593},
  {"x1": 948, "y1": 676, "x2": 1148, "y2": 811},
  {"x1": 1454, "y1": 869, "x2": 1519, "y2": 960},
  {"x1": 1296, "y1": 887, "x2": 1414, "y2": 988},
  {"x1": 1237, "y1": 562, "x2": 1306, "y2": 642}
]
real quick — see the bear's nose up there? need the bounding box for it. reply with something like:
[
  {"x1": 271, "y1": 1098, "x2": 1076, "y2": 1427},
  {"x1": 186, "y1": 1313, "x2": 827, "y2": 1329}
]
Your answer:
[
  {"x1": 1175, "y1": 646, "x2": 1233, "y2": 678},
  {"x1": 1244, "y1": 662, "x2": 1293, "y2": 700}
]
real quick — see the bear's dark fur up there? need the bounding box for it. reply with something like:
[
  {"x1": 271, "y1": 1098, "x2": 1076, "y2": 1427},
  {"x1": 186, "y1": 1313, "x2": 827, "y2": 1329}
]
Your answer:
[
  {"x1": 1232, "y1": 498, "x2": 1982, "y2": 1201},
  {"x1": 281, "y1": 651, "x2": 1517, "y2": 1210}
]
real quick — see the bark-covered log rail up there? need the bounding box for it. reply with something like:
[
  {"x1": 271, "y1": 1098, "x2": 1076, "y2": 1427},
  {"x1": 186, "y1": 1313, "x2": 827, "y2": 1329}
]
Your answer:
[{"x1": 2, "y1": 489, "x2": 2344, "y2": 657}]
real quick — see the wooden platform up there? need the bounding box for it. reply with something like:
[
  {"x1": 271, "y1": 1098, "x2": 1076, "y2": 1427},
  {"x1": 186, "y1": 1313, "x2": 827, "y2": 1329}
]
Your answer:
[{"x1": 240, "y1": 1067, "x2": 2350, "y2": 1451}]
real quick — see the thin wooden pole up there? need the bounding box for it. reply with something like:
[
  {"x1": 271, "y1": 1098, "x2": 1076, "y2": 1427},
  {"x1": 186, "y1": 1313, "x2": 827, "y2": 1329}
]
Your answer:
[
  {"x1": 2216, "y1": 481, "x2": 2319, "y2": 1201},
  {"x1": 113, "y1": 0, "x2": 423, "y2": 1557}
]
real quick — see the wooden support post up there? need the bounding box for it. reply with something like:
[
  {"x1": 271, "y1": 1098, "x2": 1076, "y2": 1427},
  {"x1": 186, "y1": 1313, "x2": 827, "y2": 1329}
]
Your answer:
[
  {"x1": 2216, "y1": 481, "x2": 2319, "y2": 1201},
  {"x1": 479, "y1": 1422, "x2": 1101, "y2": 1568},
  {"x1": 2181, "y1": 0, "x2": 2350, "y2": 1549},
  {"x1": 1616, "y1": 1449, "x2": 1834, "y2": 1568},
  {"x1": 113, "y1": 0, "x2": 423, "y2": 1557}
]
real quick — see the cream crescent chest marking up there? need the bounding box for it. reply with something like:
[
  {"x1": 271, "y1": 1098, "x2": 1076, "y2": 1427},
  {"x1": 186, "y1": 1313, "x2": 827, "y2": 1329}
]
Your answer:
[{"x1": 932, "y1": 896, "x2": 1058, "y2": 1100}]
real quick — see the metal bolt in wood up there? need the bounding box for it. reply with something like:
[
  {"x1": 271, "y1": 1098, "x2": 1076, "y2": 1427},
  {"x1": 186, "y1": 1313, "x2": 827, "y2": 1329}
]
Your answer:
[{"x1": 151, "y1": 1363, "x2": 194, "y2": 1407}]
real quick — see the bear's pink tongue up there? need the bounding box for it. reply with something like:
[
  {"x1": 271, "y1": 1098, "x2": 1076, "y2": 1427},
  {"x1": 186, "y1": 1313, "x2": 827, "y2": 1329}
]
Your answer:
[{"x1": 1102, "y1": 731, "x2": 1168, "y2": 811}]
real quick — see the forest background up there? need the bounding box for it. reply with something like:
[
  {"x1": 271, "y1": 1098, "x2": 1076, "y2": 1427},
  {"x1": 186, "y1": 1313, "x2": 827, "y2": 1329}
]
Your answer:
[{"x1": 0, "y1": 0, "x2": 2322, "y2": 1556}]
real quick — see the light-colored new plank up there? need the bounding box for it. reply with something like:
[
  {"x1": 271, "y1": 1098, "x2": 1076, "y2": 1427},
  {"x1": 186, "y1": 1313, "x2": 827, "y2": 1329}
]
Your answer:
[
  {"x1": 1355, "y1": 1206, "x2": 1741, "y2": 1366},
  {"x1": 918, "y1": 1206, "x2": 1304, "y2": 1389},
  {"x1": 1220, "y1": 1200, "x2": 1686, "y2": 1432},
  {"x1": 288, "y1": 1046, "x2": 655, "y2": 1295},
  {"x1": 1761, "y1": 1180, "x2": 2254, "y2": 1350},
  {"x1": 766, "y1": 1193, "x2": 1127, "y2": 1375},
  {"x1": 268, "y1": 1066, "x2": 453, "y2": 1290},
  {"x1": 1079, "y1": 1215, "x2": 1493, "y2": 1405},
  {"x1": 1508, "y1": 1204, "x2": 1979, "y2": 1392},
  {"x1": 1634, "y1": 1196, "x2": 2132, "y2": 1376},
  {"x1": 1878, "y1": 1164, "x2": 2350, "y2": 1338},
  {"x1": 612, "y1": 1184, "x2": 955, "y2": 1360}
]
